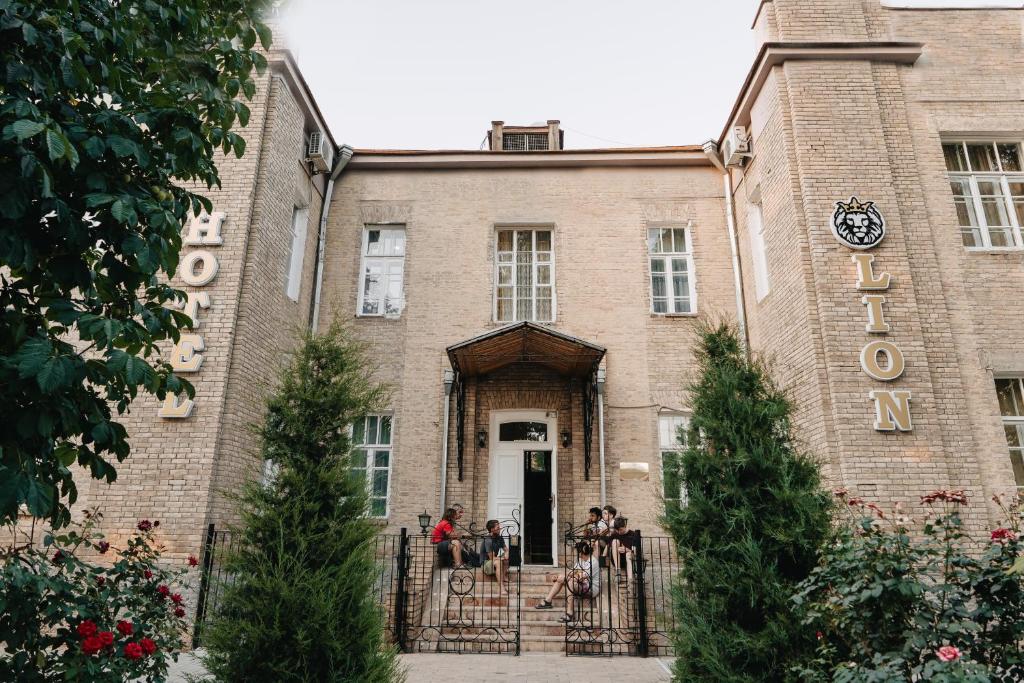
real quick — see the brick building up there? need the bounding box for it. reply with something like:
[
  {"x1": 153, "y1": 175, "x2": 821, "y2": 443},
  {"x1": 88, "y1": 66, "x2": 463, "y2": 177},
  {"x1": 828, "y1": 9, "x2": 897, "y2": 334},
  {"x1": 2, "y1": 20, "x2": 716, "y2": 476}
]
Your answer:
[{"x1": 78, "y1": 0, "x2": 1024, "y2": 574}]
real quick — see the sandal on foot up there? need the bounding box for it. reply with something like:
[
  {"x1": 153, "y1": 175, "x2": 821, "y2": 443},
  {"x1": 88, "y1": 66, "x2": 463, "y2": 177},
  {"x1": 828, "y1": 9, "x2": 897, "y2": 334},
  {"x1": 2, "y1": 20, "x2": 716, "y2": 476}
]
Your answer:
[
  {"x1": 558, "y1": 614, "x2": 573, "y2": 623},
  {"x1": 535, "y1": 600, "x2": 553, "y2": 609}
]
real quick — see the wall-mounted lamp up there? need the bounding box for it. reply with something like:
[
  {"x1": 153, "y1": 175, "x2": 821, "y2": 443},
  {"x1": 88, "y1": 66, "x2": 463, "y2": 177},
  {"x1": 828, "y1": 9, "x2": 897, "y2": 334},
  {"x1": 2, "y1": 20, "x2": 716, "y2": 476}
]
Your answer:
[
  {"x1": 418, "y1": 510, "x2": 432, "y2": 536},
  {"x1": 477, "y1": 429, "x2": 487, "y2": 449},
  {"x1": 560, "y1": 429, "x2": 572, "y2": 448}
]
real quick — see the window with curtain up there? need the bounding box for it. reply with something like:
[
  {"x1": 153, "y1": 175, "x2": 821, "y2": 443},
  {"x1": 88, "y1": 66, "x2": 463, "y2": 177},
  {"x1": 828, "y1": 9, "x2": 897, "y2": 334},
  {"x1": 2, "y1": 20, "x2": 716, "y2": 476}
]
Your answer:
[
  {"x1": 648, "y1": 227, "x2": 696, "y2": 314},
  {"x1": 747, "y1": 203, "x2": 770, "y2": 301},
  {"x1": 659, "y1": 413, "x2": 689, "y2": 509},
  {"x1": 495, "y1": 228, "x2": 554, "y2": 322},
  {"x1": 284, "y1": 207, "x2": 308, "y2": 302},
  {"x1": 358, "y1": 226, "x2": 406, "y2": 317},
  {"x1": 351, "y1": 414, "x2": 393, "y2": 517},
  {"x1": 996, "y1": 378, "x2": 1024, "y2": 488},
  {"x1": 942, "y1": 141, "x2": 1024, "y2": 248}
]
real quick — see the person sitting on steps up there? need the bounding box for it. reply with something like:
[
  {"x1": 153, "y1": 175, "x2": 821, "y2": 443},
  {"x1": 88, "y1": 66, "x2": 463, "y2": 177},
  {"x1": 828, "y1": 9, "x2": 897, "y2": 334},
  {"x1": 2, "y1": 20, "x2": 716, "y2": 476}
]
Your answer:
[
  {"x1": 609, "y1": 516, "x2": 637, "y2": 582},
  {"x1": 480, "y1": 519, "x2": 510, "y2": 594},
  {"x1": 534, "y1": 541, "x2": 600, "y2": 623},
  {"x1": 431, "y1": 508, "x2": 464, "y2": 567}
]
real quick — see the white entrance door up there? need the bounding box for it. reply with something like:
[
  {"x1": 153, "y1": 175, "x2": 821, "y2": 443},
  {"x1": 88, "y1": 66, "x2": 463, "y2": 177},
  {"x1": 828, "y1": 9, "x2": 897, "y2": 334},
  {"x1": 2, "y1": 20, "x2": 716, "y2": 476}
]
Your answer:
[{"x1": 488, "y1": 410, "x2": 558, "y2": 565}]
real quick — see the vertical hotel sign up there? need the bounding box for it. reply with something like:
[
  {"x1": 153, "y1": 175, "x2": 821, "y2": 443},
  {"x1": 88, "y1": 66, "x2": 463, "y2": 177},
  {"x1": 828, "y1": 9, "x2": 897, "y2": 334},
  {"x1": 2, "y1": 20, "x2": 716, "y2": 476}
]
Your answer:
[
  {"x1": 831, "y1": 197, "x2": 912, "y2": 432},
  {"x1": 158, "y1": 212, "x2": 226, "y2": 419}
]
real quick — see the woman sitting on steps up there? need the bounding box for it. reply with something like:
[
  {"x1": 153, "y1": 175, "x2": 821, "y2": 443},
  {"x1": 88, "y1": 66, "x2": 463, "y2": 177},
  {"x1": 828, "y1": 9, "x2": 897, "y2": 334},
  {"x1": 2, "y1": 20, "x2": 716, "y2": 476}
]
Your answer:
[{"x1": 534, "y1": 541, "x2": 600, "y2": 623}]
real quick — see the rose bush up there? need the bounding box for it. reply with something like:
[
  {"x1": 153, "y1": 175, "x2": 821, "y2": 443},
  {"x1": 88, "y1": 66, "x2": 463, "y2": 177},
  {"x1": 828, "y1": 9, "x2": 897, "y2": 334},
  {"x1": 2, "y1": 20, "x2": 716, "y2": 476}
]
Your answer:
[
  {"x1": 0, "y1": 509, "x2": 194, "y2": 682},
  {"x1": 792, "y1": 490, "x2": 1024, "y2": 682}
]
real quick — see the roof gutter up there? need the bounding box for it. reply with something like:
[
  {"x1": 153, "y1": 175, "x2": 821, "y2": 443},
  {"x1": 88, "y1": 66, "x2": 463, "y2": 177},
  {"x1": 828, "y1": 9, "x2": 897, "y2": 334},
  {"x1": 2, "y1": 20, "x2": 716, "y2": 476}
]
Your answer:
[
  {"x1": 309, "y1": 144, "x2": 354, "y2": 331},
  {"x1": 703, "y1": 140, "x2": 749, "y2": 355}
]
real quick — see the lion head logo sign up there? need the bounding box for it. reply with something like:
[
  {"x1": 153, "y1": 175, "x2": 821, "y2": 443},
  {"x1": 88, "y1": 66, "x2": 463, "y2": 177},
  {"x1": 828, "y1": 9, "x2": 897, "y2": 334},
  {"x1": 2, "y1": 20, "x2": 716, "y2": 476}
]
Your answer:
[{"x1": 831, "y1": 197, "x2": 886, "y2": 250}]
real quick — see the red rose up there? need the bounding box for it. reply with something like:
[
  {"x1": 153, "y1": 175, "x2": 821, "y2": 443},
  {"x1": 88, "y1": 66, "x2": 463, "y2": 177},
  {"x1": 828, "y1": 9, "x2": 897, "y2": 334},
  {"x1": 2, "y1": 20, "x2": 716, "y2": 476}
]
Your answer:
[
  {"x1": 991, "y1": 528, "x2": 1017, "y2": 542},
  {"x1": 171, "y1": 593, "x2": 183, "y2": 604},
  {"x1": 156, "y1": 585, "x2": 170, "y2": 600},
  {"x1": 140, "y1": 637, "x2": 157, "y2": 655},
  {"x1": 188, "y1": 555, "x2": 199, "y2": 567},
  {"x1": 174, "y1": 607, "x2": 186, "y2": 618},
  {"x1": 116, "y1": 620, "x2": 133, "y2": 636},
  {"x1": 123, "y1": 642, "x2": 144, "y2": 660},
  {"x1": 96, "y1": 576, "x2": 106, "y2": 587},
  {"x1": 77, "y1": 620, "x2": 98, "y2": 638},
  {"x1": 51, "y1": 550, "x2": 64, "y2": 565},
  {"x1": 153, "y1": 520, "x2": 159, "y2": 528},
  {"x1": 97, "y1": 541, "x2": 110, "y2": 554},
  {"x1": 137, "y1": 520, "x2": 152, "y2": 532},
  {"x1": 98, "y1": 631, "x2": 114, "y2": 648},
  {"x1": 143, "y1": 570, "x2": 153, "y2": 580},
  {"x1": 816, "y1": 631, "x2": 823, "y2": 640},
  {"x1": 81, "y1": 636, "x2": 103, "y2": 656}
]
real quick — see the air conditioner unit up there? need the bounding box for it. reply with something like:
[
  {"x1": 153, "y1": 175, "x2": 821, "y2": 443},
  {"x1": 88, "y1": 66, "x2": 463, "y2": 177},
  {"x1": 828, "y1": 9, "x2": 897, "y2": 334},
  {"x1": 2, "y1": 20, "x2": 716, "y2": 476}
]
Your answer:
[
  {"x1": 306, "y1": 130, "x2": 332, "y2": 174},
  {"x1": 722, "y1": 126, "x2": 751, "y2": 167}
]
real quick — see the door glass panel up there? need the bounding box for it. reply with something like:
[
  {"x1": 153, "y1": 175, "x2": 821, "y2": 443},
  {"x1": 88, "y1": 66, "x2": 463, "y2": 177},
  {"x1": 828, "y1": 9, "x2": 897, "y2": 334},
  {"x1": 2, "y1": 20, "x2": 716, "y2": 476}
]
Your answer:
[
  {"x1": 499, "y1": 421, "x2": 548, "y2": 442},
  {"x1": 528, "y1": 451, "x2": 549, "y2": 472}
]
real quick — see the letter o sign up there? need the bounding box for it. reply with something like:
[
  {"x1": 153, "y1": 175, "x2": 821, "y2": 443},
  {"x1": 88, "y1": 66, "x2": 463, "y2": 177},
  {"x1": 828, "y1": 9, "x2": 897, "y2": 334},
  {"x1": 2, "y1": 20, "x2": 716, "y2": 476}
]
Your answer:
[
  {"x1": 180, "y1": 250, "x2": 219, "y2": 286},
  {"x1": 860, "y1": 340, "x2": 905, "y2": 382}
]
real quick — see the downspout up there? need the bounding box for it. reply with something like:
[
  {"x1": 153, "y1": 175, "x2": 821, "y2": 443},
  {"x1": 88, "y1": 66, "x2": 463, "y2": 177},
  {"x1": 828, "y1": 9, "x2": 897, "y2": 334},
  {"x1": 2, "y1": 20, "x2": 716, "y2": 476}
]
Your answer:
[
  {"x1": 596, "y1": 368, "x2": 607, "y2": 507},
  {"x1": 309, "y1": 144, "x2": 355, "y2": 332},
  {"x1": 440, "y1": 369, "x2": 455, "y2": 518},
  {"x1": 702, "y1": 140, "x2": 749, "y2": 355}
]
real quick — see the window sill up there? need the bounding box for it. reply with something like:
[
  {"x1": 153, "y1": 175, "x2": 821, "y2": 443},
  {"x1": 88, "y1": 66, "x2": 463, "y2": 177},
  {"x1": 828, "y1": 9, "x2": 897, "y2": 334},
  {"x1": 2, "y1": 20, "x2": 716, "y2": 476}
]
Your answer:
[
  {"x1": 650, "y1": 312, "x2": 698, "y2": 319},
  {"x1": 354, "y1": 313, "x2": 403, "y2": 320},
  {"x1": 965, "y1": 247, "x2": 1024, "y2": 254}
]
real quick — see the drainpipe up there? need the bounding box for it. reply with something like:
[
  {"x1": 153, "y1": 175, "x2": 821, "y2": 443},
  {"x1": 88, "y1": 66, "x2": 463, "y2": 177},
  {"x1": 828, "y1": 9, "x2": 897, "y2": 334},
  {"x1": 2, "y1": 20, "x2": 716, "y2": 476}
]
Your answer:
[
  {"x1": 702, "y1": 140, "x2": 749, "y2": 354},
  {"x1": 439, "y1": 369, "x2": 454, "y2": 518},
  {"x1": 596, "y1": 367, "x2": 607, "y2": 508},
  {"x1": 309, "y1": 144, "x2": 354, "y2": 332}
]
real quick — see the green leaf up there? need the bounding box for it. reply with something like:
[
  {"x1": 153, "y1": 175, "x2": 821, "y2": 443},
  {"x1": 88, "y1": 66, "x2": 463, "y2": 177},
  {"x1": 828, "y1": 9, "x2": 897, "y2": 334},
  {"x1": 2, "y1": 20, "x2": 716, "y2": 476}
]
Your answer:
[
  {"x1": 110, "y1": 199, "x2": 131, "y2": 222},
  {"x1": 1005, "y1": 556, "x2": 1024, "y2": 575},
  {"x1": 37, "y1": 358, "x2": 68, "y2": 392},
  {"x1": 9, "y1": 119, "x2": 45, "y2": 141},
  {"x1": 23, "y1": 477, "x2": 54, "y2": 517},
  {"x1": 107, "y1": 136, "x2": 136, "y2": 158},
  {"x1": 14, "y1": 337, "x2": 52, "y2": 377},
  {"x1": 255, "y1": 22, "x2": 273, "y2": 49},
  {"x1": 46, "y1": 129, "x2": 66, "y2": 160}
]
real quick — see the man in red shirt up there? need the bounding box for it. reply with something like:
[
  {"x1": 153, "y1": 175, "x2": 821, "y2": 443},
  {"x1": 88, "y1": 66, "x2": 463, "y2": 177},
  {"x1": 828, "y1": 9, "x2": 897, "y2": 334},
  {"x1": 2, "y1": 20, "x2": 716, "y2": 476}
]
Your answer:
[{"x1": 432, "y1": 507, "x2": 464, "y2": 567}]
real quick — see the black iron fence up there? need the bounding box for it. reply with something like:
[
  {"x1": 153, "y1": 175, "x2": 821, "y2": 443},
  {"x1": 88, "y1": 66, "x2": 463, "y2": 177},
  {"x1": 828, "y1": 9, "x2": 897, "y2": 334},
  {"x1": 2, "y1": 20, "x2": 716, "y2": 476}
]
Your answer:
[
  {"x1": 195, "y1": 515, "x2": 524, "y2": 655},
  {"x1": 562, "y1": 529, "x2": 678, "y2": 657}
]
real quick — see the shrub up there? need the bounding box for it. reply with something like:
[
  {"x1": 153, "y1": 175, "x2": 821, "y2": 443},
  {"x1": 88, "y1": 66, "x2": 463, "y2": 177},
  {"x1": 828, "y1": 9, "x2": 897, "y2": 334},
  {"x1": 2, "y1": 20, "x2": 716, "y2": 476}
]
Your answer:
[
  {"x1": 200, "y1": 323, "x2": 401, "y2": 682},
  {"x1": 667, "y1": 321, "x2": 833, "y2": 682},
  {"x1": 792, "y1": 490, "x2": 1024, "y2": 682},
  {"x1": 0, "y1": 509, "x2": 195, "y2": 682}
]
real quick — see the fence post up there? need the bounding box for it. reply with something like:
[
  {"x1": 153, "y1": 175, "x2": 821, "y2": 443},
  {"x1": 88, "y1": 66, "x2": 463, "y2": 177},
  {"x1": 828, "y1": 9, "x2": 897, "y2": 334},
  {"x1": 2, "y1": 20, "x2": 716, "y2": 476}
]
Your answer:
[
  {"x1": 394, "y1": 528, "x2": 410, "y2": 652},
  {"x1": 191, "y1": 523, "x2": 217, "y2": 647},
  {"x1": 634, "y1": 530, "x2": 649, "y2": 657}
]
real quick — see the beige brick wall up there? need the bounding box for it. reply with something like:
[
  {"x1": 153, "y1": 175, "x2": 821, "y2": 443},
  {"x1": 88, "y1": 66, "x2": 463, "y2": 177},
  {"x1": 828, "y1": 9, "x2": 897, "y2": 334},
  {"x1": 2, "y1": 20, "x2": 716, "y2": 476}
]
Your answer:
[{"x1": 318, "y1": 166, "x2": 734, "y2": 539}]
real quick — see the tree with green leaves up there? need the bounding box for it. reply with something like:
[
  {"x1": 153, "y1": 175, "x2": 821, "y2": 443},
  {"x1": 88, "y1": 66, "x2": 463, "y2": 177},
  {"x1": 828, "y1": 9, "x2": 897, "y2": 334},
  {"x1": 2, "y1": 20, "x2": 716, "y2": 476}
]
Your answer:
[
  {"x1": 201, "y1": 323, "x2": 402, "y2": 682},
  {"x1": 0, "y1": 0, "x2": 271, "y2": 528},
  {"x1": 666, "y1": 321, "x2": 832, "y2": 682}
]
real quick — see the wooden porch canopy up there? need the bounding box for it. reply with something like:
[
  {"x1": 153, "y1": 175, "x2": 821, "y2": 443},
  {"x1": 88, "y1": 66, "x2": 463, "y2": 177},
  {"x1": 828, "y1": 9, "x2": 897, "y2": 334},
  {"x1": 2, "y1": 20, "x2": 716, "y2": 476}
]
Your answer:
[
  {"x1": 446, "y1": 321, "x2": 606, "y2": 378},
  {"x1": 446, "y1": 322, "x2": 606, "y2": 482}
]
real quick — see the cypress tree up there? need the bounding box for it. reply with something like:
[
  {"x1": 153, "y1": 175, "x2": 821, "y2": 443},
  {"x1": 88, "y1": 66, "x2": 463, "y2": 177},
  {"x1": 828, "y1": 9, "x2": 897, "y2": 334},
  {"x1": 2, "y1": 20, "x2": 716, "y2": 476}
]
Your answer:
[
  {"x1": 201, "y1": 323, "x2": 401, "y2": 682},
  {"x1": 667, "y1": 321, "x2": 831, "y2": 682}
]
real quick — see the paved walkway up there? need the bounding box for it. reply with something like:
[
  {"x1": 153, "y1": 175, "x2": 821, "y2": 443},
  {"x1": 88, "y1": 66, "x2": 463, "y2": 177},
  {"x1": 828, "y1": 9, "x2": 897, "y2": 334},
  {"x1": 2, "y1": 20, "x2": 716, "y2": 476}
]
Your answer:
[{"x1": 166, "y1": 651, "x2": 674, "y2": 682}]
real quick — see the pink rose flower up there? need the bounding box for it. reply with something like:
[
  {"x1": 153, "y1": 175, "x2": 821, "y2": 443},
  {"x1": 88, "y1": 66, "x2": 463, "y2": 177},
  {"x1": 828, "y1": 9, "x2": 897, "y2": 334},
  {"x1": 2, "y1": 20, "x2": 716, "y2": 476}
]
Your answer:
[{"x1": 937, "y1": 645, "x2": 961, "y2": 662}]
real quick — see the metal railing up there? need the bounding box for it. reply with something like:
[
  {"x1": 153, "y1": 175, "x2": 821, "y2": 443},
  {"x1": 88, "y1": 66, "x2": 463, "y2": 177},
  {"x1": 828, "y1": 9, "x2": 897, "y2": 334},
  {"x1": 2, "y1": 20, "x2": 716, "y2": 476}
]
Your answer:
[{"x1": 562, "y1": 528, "x2": 678, "y2": 657}]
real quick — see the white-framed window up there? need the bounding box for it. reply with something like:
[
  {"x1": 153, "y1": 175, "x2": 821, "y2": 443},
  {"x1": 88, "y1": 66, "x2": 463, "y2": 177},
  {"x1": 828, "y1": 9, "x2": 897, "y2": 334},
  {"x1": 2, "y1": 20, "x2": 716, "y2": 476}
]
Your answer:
[
  {"x1": 358, "y1": 226, "x2": 406, "y2": 317},
  {"x1": 648, "y1": 227, "x2": 696, "y2": 314},
  {"x1": 659, "y1": 413, "x2": 689, "y2": 509},
  {"x1": 942, "y1": 141, "x2": 1024, "y2": 249},
  {"x1": 495, "y1": 228, "x2": 555, "y2": 322},
  {"x1": 503, "y1": 133, "x2": 549, "y2": 151},
  {"x1": 284, "y1": 207, "x2": 309, "y2": 301},
  {"x1": 261, "y1": 458, "x2": 280, "y2": 489},
  {"x1": 351, "y1": 414, "x2": 393, "y2": 517},
  {"x1": 996, "y1": 377, "x2": 1024, "y2": 488},
  {"x1": 747, "y1": 203, "x2": 770, "y2": 302}
]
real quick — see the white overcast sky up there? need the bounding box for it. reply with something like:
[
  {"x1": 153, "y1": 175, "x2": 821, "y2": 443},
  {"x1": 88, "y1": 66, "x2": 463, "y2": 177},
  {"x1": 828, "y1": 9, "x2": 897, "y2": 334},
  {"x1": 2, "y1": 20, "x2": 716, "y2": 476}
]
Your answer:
[{"x1": 279, "y1": 0, "x2": 761, "y2": 150}]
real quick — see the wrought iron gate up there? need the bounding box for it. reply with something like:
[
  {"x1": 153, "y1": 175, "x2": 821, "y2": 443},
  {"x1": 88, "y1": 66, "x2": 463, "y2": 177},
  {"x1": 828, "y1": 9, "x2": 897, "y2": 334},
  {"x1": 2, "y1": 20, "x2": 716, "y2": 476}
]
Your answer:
[{"x1": 562, "y1": 528, "x2": 678, "y2": 656}]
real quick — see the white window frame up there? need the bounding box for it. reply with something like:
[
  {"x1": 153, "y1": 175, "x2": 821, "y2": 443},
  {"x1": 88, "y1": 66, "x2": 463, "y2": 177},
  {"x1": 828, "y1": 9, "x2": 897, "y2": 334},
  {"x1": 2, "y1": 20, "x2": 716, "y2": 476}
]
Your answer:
[
  {"x1": 996, "y1": 377, "x2": 1024, "y2": 489},
  {"x1": 748, "y1": 203, "x2": 770, "y2": 302},
  {"x1": 357, "y1": 225, "x2": 406, "y2": 318},
  {"x1": 943, "y1": 141, "x2": 1024, "y2": 250},
  {"x1": 493, "y1": 228, "x2": 556, "y2": 323},
  {"x1": 284, "y1": 207, "x2": 308, "y2": 302},
  {"x1": 659, "y1": 412, "x2": 689, "y2": 507},
  {"x1": 351, "y1": 413, "x2": 394, "y2": 518},
  {"x1": 648, "y1": 225, "x2": 698, "y2": 315}
]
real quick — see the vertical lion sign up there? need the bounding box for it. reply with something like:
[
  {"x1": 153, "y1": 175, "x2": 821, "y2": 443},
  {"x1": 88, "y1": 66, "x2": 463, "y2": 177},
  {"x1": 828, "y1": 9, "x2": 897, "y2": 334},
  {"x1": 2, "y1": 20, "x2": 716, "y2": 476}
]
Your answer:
[{"x1": 832, "y1": 197, "x2": 912, "y2": 432}]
